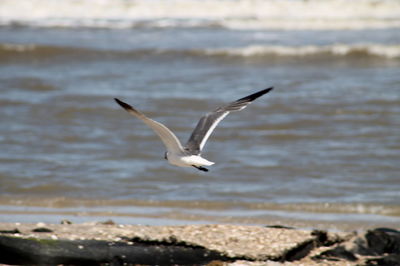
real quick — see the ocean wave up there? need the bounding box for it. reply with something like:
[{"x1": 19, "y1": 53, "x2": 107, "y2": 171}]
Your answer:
[
  {"x1": 205, "y1": 44, "x2": 400, "y2": 59},
  {"x1": 0, "y1": 43, "x2": 37, "y2": 52},
  {"x1": 1, "y1": 0, "x2": 400, "y2": 30},
  {"x1": 0, "y1": 43, "x2": 93, "y2": 61},
  {"x1": 2, "y1": 43, "x2": 399, "y2": 60}
]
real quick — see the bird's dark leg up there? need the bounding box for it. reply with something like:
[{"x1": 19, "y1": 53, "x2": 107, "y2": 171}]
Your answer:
[{"x1": 192, "y1": 165, "x2": 209, "y2": 172}]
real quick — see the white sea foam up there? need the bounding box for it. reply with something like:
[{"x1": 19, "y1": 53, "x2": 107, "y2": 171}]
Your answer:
[
  {"x1": 1, "y1": 0, "x2": 400, "y2": 30},
  {"x1": 0, "y1": 43, "x2": 36, "y2": 52},
  {"x1": 206, "y1": 44, "x2": 400, "y2": 59}
]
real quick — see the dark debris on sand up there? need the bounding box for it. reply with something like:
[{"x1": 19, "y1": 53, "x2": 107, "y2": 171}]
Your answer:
[{"x1": 0, "y1": 222, "x2": 399, "y2": 265}]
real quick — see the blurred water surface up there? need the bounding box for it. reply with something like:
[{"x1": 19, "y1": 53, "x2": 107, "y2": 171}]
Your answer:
[{"x1": 0, "y1": 0, "x2": 399, "y2": 228}]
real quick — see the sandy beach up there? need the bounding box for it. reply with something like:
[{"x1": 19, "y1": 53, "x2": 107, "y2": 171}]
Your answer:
[{"x1": 1, "y1": 221, "x2": 399, "y2": 265}]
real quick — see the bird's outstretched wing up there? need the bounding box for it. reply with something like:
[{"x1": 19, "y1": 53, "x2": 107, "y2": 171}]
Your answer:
[
  {"x1": 114, "y1": 98, "x2": 184, "y2": 153},
  {"x1": 185, "y1": 87, "x2": 273, "y2": 155}
]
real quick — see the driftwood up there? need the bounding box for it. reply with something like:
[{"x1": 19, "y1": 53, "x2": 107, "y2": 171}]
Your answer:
[
  {"x1": 0, "y1": 223, "x2": 399, "y2": 265},
  {"x1": 0, "y1": 235, "x2": 229, "y2": 265}
]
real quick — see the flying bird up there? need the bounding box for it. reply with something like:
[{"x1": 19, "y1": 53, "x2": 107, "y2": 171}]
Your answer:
[{"x1": 114, "y1": 87, "x2": 273, "y2": 172}]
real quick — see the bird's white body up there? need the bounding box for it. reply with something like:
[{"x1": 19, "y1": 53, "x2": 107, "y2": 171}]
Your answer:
[{"x1": 167, "y1": 152, "x2": 215, "y2": 168}]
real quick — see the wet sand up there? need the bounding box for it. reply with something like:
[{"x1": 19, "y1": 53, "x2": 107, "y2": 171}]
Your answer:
[{"x1": 1, "y1": 221, "x2": 398, "y2": 265}]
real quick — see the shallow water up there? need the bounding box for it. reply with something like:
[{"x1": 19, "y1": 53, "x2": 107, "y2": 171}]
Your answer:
[{"x1": 0, "y1": 0, "x2": 399, "y2": 229}]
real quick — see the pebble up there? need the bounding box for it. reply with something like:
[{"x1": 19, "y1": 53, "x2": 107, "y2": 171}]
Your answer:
[{"x1": 60, "y1": 219, "x2": 72, "y2": 225}]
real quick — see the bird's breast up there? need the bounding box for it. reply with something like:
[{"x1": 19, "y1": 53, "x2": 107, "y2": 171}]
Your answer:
[{"x1": 167, "y1": 153, "x2": 214, "y2": 167}]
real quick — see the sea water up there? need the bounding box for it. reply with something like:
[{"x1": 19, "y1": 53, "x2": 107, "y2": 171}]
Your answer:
[{"x1": 0, "y1": 0, "x2": 399, "y2": 229}]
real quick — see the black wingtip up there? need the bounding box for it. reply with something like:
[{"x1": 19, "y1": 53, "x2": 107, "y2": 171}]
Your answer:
[
  {"x1": 114, "y1": 98, "x2": 133, "y2": 111},
  {"x1": 252, "y1": 87, "x2": 274, "y2": 99},
  {"x1": 265, "y1": 87, "x2": 274, "y2": 93},
  {"x1": 238, "y1": 87, "x2": 274, "y2": 102}
]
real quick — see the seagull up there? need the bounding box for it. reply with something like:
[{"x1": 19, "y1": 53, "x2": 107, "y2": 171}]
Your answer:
[{"x1": 114, "y1": 87, "x2": 273, "y2": 172}]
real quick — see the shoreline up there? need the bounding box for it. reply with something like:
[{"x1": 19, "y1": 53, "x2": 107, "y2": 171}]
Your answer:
[
  {"x1": 1, "y1": 207, "x2": 400, "y2": 233},
  {"x1": 2, "y1": 197, "x2": 400, "y2": 233},
  {"x1": 1, "y1": 221, "x2": 399, "y2": 265}
]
